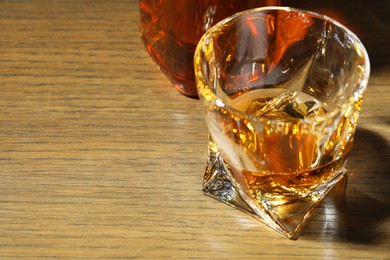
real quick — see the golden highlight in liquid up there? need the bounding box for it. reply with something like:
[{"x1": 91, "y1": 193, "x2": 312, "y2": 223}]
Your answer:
[{"x1": 212, "y1": 89, "x2": 360, "y2": 202}]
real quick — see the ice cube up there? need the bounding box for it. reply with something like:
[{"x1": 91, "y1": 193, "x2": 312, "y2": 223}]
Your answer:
[
  {"x1": 248, "y1": 91, "x2": 297, "y2": 117},
  {"x1": 283, "y1": 92, "x2": 328, "y2": 119},
  {"x1": 246, "y1": 90, "x2": 328, "y2": 120}
]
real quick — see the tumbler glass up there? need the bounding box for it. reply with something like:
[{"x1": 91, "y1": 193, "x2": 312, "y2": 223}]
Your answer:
[
  {"x1": 139, "y1": 0, "x2": 280, "y2": 98},
  {"x1": 194, "y1": 7, "x2": 370, "y2": 239}
]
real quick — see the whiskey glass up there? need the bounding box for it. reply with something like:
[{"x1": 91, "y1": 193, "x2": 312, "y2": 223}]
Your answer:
[
  {"x1": 139, "y1": 0, "x2": 280, "y2": 98},
  {"x1": 194, "y1": 7, "x2": 370, "y2": 239}
]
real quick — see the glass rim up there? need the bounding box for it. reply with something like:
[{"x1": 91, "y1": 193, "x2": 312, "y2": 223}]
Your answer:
[{"x1": 194, "y1": 6, "x2": 371, "y2": 124}]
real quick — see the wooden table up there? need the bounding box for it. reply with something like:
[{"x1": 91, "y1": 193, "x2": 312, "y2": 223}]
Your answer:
[{"x1": 0, "y1": 0, "x2": 389, "y2": 258}]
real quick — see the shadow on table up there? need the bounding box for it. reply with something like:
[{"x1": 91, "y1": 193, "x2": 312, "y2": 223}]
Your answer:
[
  {"x1": 301, "y1": 127, "x2": 390, "y2": 244},
  {"x1": 283, "y1": 0, "x2": 390, "y2": 71}
]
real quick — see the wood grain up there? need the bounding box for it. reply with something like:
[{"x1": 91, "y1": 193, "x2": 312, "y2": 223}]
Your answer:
[{"x1": 0, "y1": 0, "x2": 389, "y2": 258}]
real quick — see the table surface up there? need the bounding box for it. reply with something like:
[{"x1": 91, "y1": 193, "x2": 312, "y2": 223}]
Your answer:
[{"x1": 1, "y1": 0, "x2": 389, "y2": 258}]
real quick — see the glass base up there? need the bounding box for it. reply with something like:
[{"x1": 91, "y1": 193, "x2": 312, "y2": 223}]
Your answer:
[{"x1": 203, "y1": 143, "x2": 347, "y2": 239}]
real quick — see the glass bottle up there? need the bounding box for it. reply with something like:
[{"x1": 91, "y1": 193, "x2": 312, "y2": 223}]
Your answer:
[{"x1": 139, "y1": 0, "x2": 281, "y2": 98}]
